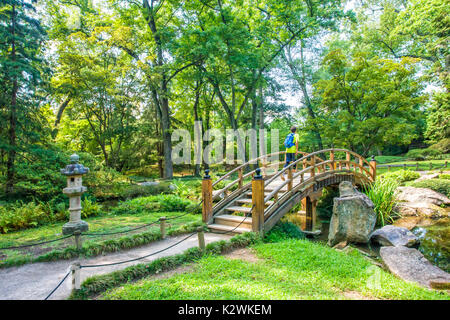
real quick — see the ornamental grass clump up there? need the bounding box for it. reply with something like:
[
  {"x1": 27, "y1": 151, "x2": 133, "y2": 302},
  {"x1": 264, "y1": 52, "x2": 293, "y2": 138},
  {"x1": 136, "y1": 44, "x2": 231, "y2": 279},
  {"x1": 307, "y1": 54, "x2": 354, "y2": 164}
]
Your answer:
[{"x1": 363, "y1": 177, "x2": 400, "y2": 226}]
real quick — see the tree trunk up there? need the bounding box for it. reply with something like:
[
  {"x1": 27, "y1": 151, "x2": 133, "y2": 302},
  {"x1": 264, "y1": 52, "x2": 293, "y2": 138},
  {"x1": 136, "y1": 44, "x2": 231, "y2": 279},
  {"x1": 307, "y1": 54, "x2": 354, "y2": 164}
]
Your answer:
[{"x1": 6, "y1": 4, "x2": 17, "y2": 195}]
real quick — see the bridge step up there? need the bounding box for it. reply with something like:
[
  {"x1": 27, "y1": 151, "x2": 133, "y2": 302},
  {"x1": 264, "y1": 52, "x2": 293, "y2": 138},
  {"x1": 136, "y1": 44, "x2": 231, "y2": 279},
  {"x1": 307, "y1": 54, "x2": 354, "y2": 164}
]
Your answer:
[
  {"x1": 236, "y1": 198, "x2": 274, "y2": 206},
  {"x1": 225, "y1": 206, "x2": 252, "y2": 214},
  {"x1": 207, "y1": 223, "x2": 251, "y2": 234},
  {"x1": 214, "y1": 214, "x2": 252, "y2": 228}
]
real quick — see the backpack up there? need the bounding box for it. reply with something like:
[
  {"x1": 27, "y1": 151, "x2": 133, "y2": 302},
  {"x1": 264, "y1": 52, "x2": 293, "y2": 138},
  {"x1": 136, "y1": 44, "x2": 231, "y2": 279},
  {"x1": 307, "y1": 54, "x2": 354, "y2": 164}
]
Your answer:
[{"x1": 284, "y1": 133, "x2": 295, "y2": 149}]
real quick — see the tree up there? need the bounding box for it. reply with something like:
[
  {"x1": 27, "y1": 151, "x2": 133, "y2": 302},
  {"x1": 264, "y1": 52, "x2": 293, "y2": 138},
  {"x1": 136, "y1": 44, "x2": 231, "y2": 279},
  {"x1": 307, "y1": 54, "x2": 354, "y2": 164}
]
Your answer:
[
  {"x1": 313, "y1": 49, "x2": 425, "y2": 156},
  {"x1": 0, "y1": 0, "x2": 46, "y2": 194}
]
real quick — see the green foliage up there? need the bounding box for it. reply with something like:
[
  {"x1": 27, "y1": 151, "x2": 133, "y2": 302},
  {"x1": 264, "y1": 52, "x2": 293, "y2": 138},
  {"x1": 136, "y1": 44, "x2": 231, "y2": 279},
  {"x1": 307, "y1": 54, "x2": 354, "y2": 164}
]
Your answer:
[
  {"x1": 0, "y1": 201, "x2": 53, "y2": 234},
  {"x1": 409, "y1": 179, "x2": 450, "y2": 198},
  {"x1": 316, "y1": 187, "x2": 339, "y2": 220},
  {"x1": 81, "y1": 199, "x2": 103, "y2": 219},
  {"x1": 406, "y1": 148, "x2": 446, "y2": 161},
  {"x1": 264, "y1": 221, "x2": 305, "y2": 243},
  {"x1": 381, "y1": 170, "x2": 420, "y2": 183},
  {"x1": 429, "y1": 138, "x2": 450, "y2": 155},
  {"x1": 439, "y1": 174, "x2": 450, "y2": 180},
  {"x1": 314, "y1": 49, "x2": 424, "y2": 156},
  {"x1": 363, "y1": 178, "x2": 400, "y2": 226}
]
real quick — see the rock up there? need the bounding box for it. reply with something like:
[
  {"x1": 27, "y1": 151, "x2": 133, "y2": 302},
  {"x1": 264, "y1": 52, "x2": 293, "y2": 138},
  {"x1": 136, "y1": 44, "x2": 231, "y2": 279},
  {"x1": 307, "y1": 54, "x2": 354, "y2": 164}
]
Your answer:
[
  {"x1": 430, "y1": 279, "x2": 450, "y2": 290},
  {"x1": 395, "y1": 202, "x2": 449, "y2": 218},
  {"x1": 328, "y1": 181, "x2": 377, "y2": 247},
  {"x1": 393, "y1": 216, "x2": 423, "y2": 230},
  {"x1": 379, "y1": 246, "x2": 450, "y2": 289},
  {"x1": 370, "y1": 225, "x2": 419, "y2": 247},
  {"x1": 396, "y1": 187, "x2": 450, "y2": 206},
  {"x1": 139, "y1": 181, "x2": 160, "y2": 187},
  {"x1": 414, "y1": 173, "x2": 440, "y2": 182},
  {"x1": 333, "y1": 240, "x2": 348, "y2": 250}
]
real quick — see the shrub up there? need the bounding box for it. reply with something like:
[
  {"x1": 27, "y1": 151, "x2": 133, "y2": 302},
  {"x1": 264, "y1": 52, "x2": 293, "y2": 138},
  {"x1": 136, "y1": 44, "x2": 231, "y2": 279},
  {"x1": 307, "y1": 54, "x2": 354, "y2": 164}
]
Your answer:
[
  {"x1": 264, "y1": 221, "x2": 305, "y2": 243},
  {"x1": 0, "y1": 201, "x2": 53, "y2": 233},
  {"x1": 406, "y1": 148, "x2": 445, "y2": 161},
  {"x1": 363, "y1": 178, "x2": 400, "y2": 226},
  {"x1": 81, "y1": 199, "x2": 103, "y2": 218},
  {"x1": 429, "y1": 138, "x2": 450, "y2": 154},
  {"x1": 111, "y1": 195, "x2": 194, "y2": 216},
  {"x1": 409, "y1": 179, "x2": 450, "y2": 198},
  {"x1": 439, "y1": 174, "x2": 450, "y2": 180},
  {"x1": 381, "y1": 169, "x2": 420, "y2": 183},
  {"x1": 119, "y1": 183, "x2": 173, "y2": 200}
]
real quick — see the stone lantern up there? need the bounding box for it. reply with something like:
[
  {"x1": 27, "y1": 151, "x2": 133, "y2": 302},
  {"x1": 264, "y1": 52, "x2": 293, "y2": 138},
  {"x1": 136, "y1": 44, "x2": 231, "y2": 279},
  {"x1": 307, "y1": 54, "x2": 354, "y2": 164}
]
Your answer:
[{"x1": 61, "y1": 153, "x2": 89, "y2": 235}]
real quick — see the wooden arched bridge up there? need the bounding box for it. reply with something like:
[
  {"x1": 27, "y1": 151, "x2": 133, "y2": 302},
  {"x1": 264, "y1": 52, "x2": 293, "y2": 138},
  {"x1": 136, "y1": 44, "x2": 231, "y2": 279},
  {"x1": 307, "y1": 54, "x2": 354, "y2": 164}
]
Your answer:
[{"x1": 201, "y1": 149, "x2": 377, "y2": 234}]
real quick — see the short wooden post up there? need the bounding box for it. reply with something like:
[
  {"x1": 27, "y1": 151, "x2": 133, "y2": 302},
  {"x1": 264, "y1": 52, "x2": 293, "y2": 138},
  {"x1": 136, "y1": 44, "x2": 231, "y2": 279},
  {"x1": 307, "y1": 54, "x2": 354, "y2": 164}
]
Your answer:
[
  {"x1": 197, "y1": 227, "x2": 205, "y2": 251},
  {"x1": 388, "y1": 165, "x2": 391, "y2": 172},
  {"x1": 287, "y1": 166, "x2": 293, "y2": 191},
  {"x1": 305, "y1": 196, "x2": 316, "y2": 231},
  {"x1": 429, "y1": 162, "x2": 433, "y2": 171},
  {"x1": 159, "y1": 216, "x2": 167, "y2": 239},
  {"x1": 202, "y1": 169, "x2": 213, "y2": 223},
  {"x1": 369, "y1": 156, "x2": 377, "y2": 180},
  {"x1": 359, "y1": 157, "x2": 364, "y2": 174},
  {"x1": 73, "y1": 231, "x2": 82, "y2": 251},
  {"x1": 403, "y1": 163, "x2": 406, "y2": 170},
  {"x1": 416, "y1": 162, "x2": 419, "y2": 171},
  {"x1": 71, "y1": 262, "x2": 81, "y2": 290},
  {"x1": 445, "y1": 161, "x2": 448, "y2": 168},
  {"x1": 251, "y1": 168, "x2": 264, "y2": 234}
]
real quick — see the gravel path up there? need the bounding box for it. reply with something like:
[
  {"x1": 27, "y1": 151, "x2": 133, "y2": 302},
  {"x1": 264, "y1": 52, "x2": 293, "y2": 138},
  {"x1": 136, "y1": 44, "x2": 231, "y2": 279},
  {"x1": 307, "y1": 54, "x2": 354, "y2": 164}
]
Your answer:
[{"x1": 0, "y1": 232, "x2": 232, "y2": 300}]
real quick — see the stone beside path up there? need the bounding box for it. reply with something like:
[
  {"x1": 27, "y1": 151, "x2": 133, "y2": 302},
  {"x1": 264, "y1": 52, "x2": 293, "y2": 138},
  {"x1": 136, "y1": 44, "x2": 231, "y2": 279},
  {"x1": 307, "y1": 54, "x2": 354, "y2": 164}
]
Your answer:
[
  {"x1": 0, "y1": 232, "x2": 232, "y2": 300},
  {"x1": 380, "y1": 246, "x2": 450, "y2": 290}
]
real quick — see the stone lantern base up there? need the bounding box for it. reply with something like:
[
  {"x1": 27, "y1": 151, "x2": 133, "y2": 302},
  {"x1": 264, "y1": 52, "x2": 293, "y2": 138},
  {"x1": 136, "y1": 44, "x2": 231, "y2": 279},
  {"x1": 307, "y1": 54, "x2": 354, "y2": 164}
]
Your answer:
[{"x1": 62, "y1": 220, "x2": 89, "y2": 235}]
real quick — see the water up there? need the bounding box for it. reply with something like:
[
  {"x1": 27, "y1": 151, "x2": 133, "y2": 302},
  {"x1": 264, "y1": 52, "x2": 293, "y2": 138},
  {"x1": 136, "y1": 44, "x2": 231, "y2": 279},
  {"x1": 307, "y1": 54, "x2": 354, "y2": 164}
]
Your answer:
[{"x1": 412, "y1": 218, "x2": 450, "y2": 272}]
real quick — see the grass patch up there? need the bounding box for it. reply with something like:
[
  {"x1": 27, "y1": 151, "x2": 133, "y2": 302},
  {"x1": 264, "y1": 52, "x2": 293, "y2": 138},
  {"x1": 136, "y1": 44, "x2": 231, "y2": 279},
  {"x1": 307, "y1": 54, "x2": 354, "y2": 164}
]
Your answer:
[
  {"x1": 407, "y1": 179, "x2": 450, "y2": 198},
  {"x1": 0, "y1": 209, "x2": 201, "y2": 268},
  {"x1": 69, "y1": 232, "x2": 262, "y2": 300},
  {"x1": 99, "y1": 239, "x2": 448, "y2": 300}
]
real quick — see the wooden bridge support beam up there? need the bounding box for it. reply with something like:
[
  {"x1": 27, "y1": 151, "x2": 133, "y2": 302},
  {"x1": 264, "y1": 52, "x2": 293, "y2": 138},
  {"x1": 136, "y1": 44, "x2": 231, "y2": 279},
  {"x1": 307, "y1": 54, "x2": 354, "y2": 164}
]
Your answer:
[
  {"x1": 202, "y1": 169, "x2": 213, "y2": 223},
  {"x1": 251, "y1": 168, "x2": 265, "y2": 234},
  {"x1": 305, "y1": 196, "x2": 317, "y2": 232}
]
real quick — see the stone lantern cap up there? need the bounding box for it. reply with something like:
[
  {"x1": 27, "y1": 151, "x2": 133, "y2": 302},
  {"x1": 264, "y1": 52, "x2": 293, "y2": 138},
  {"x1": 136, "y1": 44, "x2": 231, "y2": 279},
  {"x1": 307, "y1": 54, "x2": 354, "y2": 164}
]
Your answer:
[{"x1": 60, "y1": 153, "x2": 89, "y2": 176}]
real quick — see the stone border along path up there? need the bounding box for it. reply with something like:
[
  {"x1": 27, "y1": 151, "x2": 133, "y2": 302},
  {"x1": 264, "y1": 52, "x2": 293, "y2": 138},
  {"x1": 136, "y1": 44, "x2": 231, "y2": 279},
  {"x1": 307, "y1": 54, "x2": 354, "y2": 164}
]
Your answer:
[{"x1": 0, "y1": 232, "x2": 232, "y2": 300}]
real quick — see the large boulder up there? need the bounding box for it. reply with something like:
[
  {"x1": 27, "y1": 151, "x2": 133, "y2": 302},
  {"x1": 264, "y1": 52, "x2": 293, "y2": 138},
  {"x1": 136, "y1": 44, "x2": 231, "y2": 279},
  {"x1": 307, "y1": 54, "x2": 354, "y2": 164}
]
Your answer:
[
  {"x1": 396, "y1": 187, "x2": 450, "y2": 206},
  {"x1": 328, "y1": 181, "x2": 377, "y2": 247},
  {"x1": 380, "y1": 246, "x2": 450, "y2": 289},
  {"x1": 395, "y1": 202, "x2": 449, "y2": 218},
  {"x1": 370, "y1": 225, "x2": 419, "y2": 247}
]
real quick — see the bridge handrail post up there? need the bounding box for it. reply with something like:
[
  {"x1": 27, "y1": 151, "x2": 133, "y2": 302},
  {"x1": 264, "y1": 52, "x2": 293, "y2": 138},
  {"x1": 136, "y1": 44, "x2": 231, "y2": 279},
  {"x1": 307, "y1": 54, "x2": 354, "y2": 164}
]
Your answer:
[
  {"x1": 202, "y1": 169, "x2": 213, "y2": 223},
  {"x1": 287, "y1": 166, "x2": 293, "y2": 191},
  {"x1": 238, "y1": 168, "x2": 243, "y2": 189},
  {"x1": 251, "y1": 168, "x2": 265, "y2": 234},
  {"x1": 346, "y1": 151, "x2": 351, "y2": 170},
  {"x1": 369, "y1": 156, "x2": 377, "y2": 181},
  {"x1": 311, "y1": 156, "x2": 315, "y2": 177}
]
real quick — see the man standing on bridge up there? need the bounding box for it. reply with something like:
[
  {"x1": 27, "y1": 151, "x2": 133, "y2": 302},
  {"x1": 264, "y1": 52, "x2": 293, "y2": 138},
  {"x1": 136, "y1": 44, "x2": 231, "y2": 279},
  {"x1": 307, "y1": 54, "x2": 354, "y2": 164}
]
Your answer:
[{"x1": 281, "y1": 126, "x2": 299, "y2": 181}]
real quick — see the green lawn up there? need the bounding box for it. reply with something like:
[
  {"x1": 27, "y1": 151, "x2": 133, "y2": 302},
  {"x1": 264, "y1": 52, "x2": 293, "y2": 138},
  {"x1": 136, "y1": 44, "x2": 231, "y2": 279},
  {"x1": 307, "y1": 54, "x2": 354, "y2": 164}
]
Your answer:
[
  {"x1": 0, "y1": 210, "x2": 201, "y2": 267},
  {"x1": 376, "y1": 159, "x2": 449, "y2": 175},
  {"x1": 100, "y1": 239, "x2": 449, "y2": 300}
]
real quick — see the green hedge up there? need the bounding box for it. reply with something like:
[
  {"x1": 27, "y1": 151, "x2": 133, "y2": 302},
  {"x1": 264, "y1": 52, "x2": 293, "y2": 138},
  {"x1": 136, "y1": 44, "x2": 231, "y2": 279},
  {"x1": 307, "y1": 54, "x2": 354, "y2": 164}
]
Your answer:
[{"x1": 381, "y1": 169, "x2": 420, "y2": 183}]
